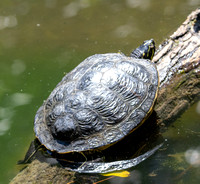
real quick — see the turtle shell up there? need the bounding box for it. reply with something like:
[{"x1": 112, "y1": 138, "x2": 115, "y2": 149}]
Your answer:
[{"x1": 34, "y1": 53, "x2": 159, "y2": 153}]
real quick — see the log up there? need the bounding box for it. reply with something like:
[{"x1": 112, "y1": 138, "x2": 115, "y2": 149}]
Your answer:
[
  {"x1": 10, "y1": 9, "x2": 200, "y2": 184},
  {"x1": 154, "y1": 8, "x2": 200, "y2": 125}
]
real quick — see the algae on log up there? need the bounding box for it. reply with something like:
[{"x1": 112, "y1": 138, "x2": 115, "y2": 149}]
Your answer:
[{"x1": 10, "y1": 9, "x2": 200, "y2": 184}]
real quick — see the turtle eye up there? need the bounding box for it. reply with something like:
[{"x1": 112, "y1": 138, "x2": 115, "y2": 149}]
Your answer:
[{"x1": 151, "y1": 43, "x2": 155, "y2": 50}]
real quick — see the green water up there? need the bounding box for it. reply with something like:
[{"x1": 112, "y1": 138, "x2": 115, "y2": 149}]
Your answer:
[{"x1": 0, "y1": 1, "x2": 199, "y2": 183}]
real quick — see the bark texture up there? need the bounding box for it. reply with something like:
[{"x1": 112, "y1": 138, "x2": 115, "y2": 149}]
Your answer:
[
  {"x1": 154, "y1": 8, "x2": 200, "y2": 125},
  {"x1": 10, "y1": 9, "x2": 200, "y2": 184}
]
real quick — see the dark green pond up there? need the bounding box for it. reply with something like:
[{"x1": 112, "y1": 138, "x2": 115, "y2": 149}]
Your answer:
[{"x1": 0, "y1": 1, "x2": 199, "y2": 183}]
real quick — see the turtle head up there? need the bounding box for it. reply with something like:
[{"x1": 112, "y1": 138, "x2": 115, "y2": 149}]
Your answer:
[{"x1": 130, "y1": 39, "x2": 155, "y2": 60}]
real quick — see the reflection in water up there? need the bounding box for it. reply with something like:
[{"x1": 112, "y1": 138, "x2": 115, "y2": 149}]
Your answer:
[
  {"x1": 10, "y1": 93, "x2": 32, "y2": 107},
  {"x1": 57, "y1": 144, "x2": 162, "y2": 173},
  {"x1": 185, "y1": 148, "x2": 200, "y2": 167},
  {"x1": 0, "y1": 116, "x2": 12, "y2": 136},
  {"x1": 63, "y1": 0, "x2": 90, "y2": 18},
  {"x1": 0, "y1": 107, "x2": 13, "y2": 136},
  {"x1": 0, "y1": 15, "x2": 18, "y2": 30},
  {"x1": 11, "y1": 60, "x2": 26, "y2": 76},
  {"x1": 0, "y1": 93, "x2": 32, "y2": 136}
]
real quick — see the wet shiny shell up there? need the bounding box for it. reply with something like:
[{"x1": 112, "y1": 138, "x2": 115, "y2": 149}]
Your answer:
[{"x1": 34, "y1": 53, "x2": 159, "y2": 153}]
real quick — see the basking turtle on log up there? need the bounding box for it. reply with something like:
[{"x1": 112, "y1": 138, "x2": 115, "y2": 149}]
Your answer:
[
  {"x1": 19, "y1": 39, "x2": 161, "y2": 174},
  {"x1": 30, "y1": 38, "x2": 160, "y2": 173},
  {"x1": 34, "y1": 39, "x2": 158, "y2": 154},
  {"x1": 11, "y1": 9, "x2": 200, "y2": 184}
]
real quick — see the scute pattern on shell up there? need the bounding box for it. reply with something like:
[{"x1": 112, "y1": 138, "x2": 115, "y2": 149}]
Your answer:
[{"x1": 34, "y1": 53, "x2": 159, "y2": 153}]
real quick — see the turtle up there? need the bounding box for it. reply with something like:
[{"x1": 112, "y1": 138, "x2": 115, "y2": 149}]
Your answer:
[{"x1": 34, "y1": 39, "x2": 159, "y2": 154}]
